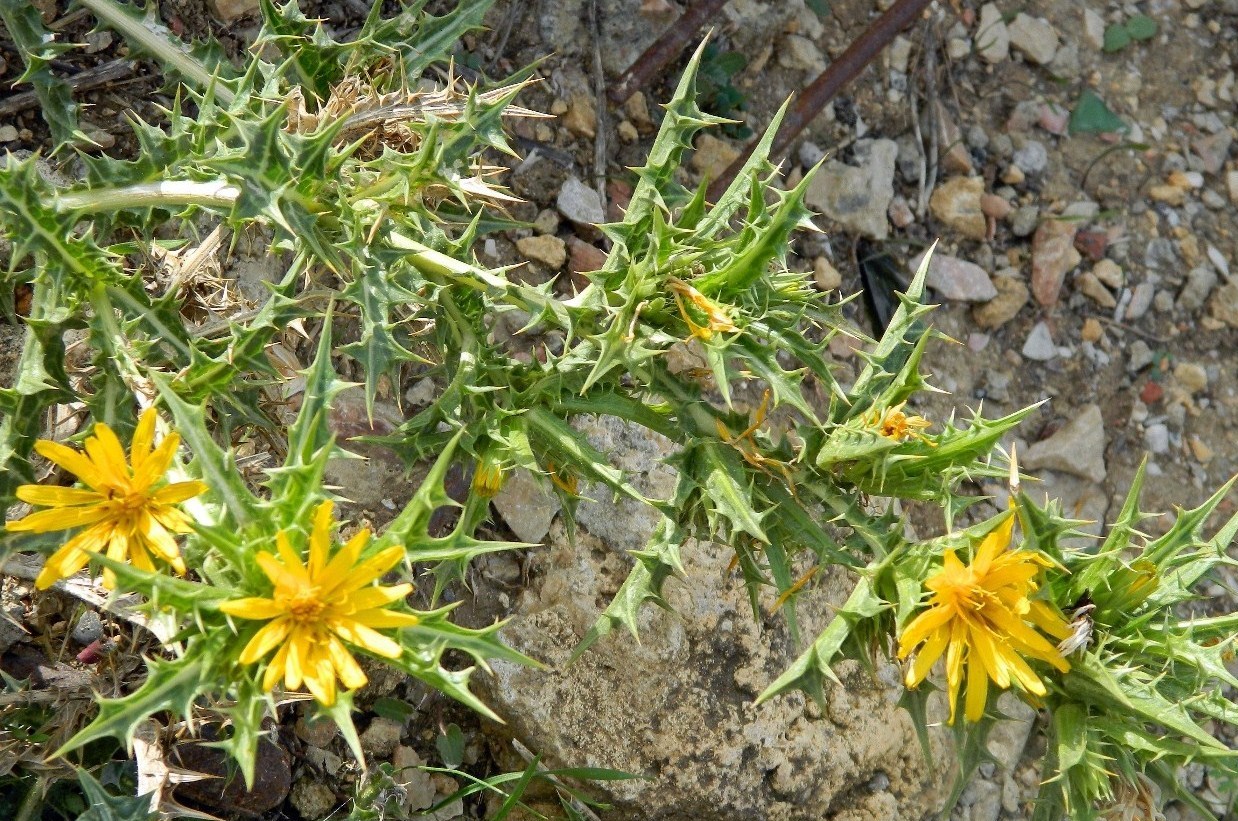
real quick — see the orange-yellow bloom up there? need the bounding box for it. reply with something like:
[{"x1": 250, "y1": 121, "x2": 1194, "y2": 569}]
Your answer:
[
  {"x1": 219, "y1": 502, "x2": 420, "y2": 706},
  {"x1": 669, "y1": 277, "x2": 737, "y2": 341},
  {"x1": 6, "y1": 408, "x2": 206, "y2": 590},
  {"x1": 865, "y1": 402, "x2": 935, "y2": 445},
  {"x1": 897, "y1": 513, "x2": 1073, "y2": 723}
]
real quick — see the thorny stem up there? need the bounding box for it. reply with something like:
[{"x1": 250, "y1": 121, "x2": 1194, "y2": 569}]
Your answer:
[{"x1": 55, "y1": 180, "x2": 242, "y2": 212}]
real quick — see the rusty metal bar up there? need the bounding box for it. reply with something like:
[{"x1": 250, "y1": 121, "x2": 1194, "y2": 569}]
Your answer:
[
  {"x1": 706, "y1": 0, "x2": 933, "y2": 201},
  {"x1": 607, "y1": 0, "x2": 729, "y2": 105}
]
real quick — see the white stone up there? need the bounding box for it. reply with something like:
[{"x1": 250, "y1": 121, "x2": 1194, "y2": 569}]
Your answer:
[
  {"x1": 1008, "y1": 14, "x2": 1060, "y2": 65},
  {"x1": 977, "y1": 4, "x2": 1010, "y2": 63},
  {"x1": 1021, "y1": 320, "x2": 1057, "y2": 361}
]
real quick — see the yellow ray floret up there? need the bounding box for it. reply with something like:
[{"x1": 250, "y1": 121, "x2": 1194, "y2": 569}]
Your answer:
[
  {"x1": 865, "y1": 402, "x2": 936, "y2": 446},
  {"x1": 6, "y1": 407, "x2": 207, "y2": 590},
  {"x1": 219, "y1": 501, "x2": 420, "y2": 706},
  {"x1": 897, "y1": 513, "x2": 1073, "y2": 723}
]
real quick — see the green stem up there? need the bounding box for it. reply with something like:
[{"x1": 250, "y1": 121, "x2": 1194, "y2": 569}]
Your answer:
[
  {"x1": 56, "y1": 180, "x2": 241, "y2": 213},
  {"x1": 76, "y1": 0, "x2": 235, "y2": 104}
]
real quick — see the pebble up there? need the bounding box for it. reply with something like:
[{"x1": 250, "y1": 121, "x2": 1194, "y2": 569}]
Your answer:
[
  {"x1": 1031, "y1": 219, "x2": 1081, "y2": 306},
  {"x1": 929, "y1": 176, "x2": 988, "y2": 240},
  {"x1": 1174, "y1": 362, "x2": 1208, "y2": 395},
  {"x1": 493, "y1": 469, "x2": 562, "y2": 543},
  {"x1": 799, "y1": 141, "x2": 826, "y2": 168},
  {"x1": 1008, "y1": 14, "x2": 1060, "y2": 65},
  {"x1": 1076, "y1": 271, "x2": 1117, "y2": 308},
  {"x1": 911, "y1": 250, "x2": 997, "y2": 302},
  {"x1": 980, "y1": 193, "x2": 1012, "y2": 219},
  {"x1": 814, "y1": 257, "x2": 843, "y2": 291},
  {"x1": 966, "y1": 124, "x2": 990, "y2": 150},
  {"x1": 888, "y1": 195, "x2": 915, "y2": 228},
  {"x1": 976, "y1": 4, "x2": 1010, "y2": 63},
  {"x1": 1178, "y1": 266, "x2": 1218, "y2": 311},
  {"x1": 290, "y1": 779, "x2": 335, "y2": 821},
  {"x1": 1127, "y1": 340, "x2": 1154, "y2": 373},
  {"x1": 617, "y1": 120, "x2": 639, "y2": 143},
  {"x1": 1206, "y1": 244, "x2": 1230, "y2": 277},
  {"x1": 1226, "y1": 170, "x2": 1238, "y2": 204},
  {"x1": 0, "y1": 125, "x2": 17, "y2": 142},
  {"x1": 972, "y1": 273, "x2": 1029, "y2": 329},
  {"x1": 1091, "y1": 259, "x2": 1123, "y2": 289},
  {"x1": 1038, "y1": 104, "x2": 1070, "y2": 136},
  {"x1": 566, "y1": 236, "x2": 607, "y2": 275},
  {"x1": 805, "y1": 139, "x2": 898, "y2": 240},
  {"x1": 1022, "y1": 404, "x2": 1107, "y2": 481},
  {"x1": 691, "y1": 133, "x2": 741, "y2": 181},
  {"x1": 1021, "y1": 321, "x2": 1057, "y2": 361},
  {"x1": 515, "y1": 235, "x2": 567, "y2": 269},
  {"x1": 1153, "y1": 289, "x2": 1174, "y2": 313},
  {"x1": 533, "y1": 209, "x2": 560, "y2": 235},
  {"x1": 1122, "y1": 282, "x2": 1156, "y2": 321},
  {"x1": 779, "y1": 33, "x2": 827, "y2": 72},
  {"x1": 1073, "y1": 230, "x2": 1107, "y2": 261},
  {"x1": 1080, "y1": 317, "x2": 1103, "y2": 342},
  {"x1": 359, "y1": 717, "x2": 403, "y2": 758},
  {"x1": 1082, "y1": 8, "x2": 1106, "y2": 50},
  {"x1": 1001, "y1": 164, "x2": 1025, "y2": 185},
  {"x1": 1188, "y1": 437, "x2": 1213, "y2": 464},
  {"x1": 1012, "y1": 140, "x2": 1048, "y2": 175},
  {"x1": 1010, "y1": 205, "x2": 1040, "y2": 237},
  {"x1": 1144, "y1": 422, "x2": 1170, "y2": 455},
  {"x1": 556, "y1": 177, "x2": 605, "y2": 225},
  {"x1": 624, "y1": 92, "x2": 653, "y2": 131},
  {"x1": 71, "y1": 611, "x2": 104, "y2": 645},
  {"x1": 563, "y1": 93, "x2": 597, "y2": 138}
]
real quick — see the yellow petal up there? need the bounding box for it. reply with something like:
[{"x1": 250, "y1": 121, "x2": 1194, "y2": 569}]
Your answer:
[
  {"x1": 964, "y1": 652, "x2": 989, "y2": 723},
  {"x1": 220, "y1": 597, "x2": 286, "y2": 620},
  {"x1": 350, "y1": 609, "x2": 421, "y2": 629},
  {"x1": 972, "y1": 514, "x2": 1015, "y2": 575},
  {"x1": 15, "y1": 485, "x2": 105, "y2": 507},
  {"x1": 133, "y1": 434, "x2": 178, "y2": 491},
  {"x1": 323, "y1": 544, "x2": 401, "y2": 598},
  {"x1": 84, "y1": 424, "x2": 131, "y2": 484},
  {"x1": 256, "y1": 551, "x2": 307, "y2": 592},
  {"x1": 7, "y1": 503, "x2": 114, "y2": 533},
  {"x1": 1026, "y1": 600, "x2": 1073, "y2": 641},
  {"x1": 967, "y1": 623, "x2": 1011, "y2": 689},
  {"x1": 239, "y1": 619, "x2": 293, "y2": 664},
  {"x1": 35, "y1": 541, "x2": 92, "y2": 589},
  {"x1": 343, "y1": 584, "x2": 412, "y2": 612},
  {"x1": 309, "y1": 501, "x2": 333, "y2": 578},
  {"x1": 34, "y1": 440, "x2": 113, "y2": 491},
  {"x1": 130, "y1": 407, "x2": 157, "y2": 471},
  {"x1": 285, "y1": 628, "x2": 310, "y2": 690},
  {"x1": 263, "y1": 640, "x2": 291, "y2": 692},
  {"x1": 327, "y1": 637, "x2": 369, "y2": 690},
  {"x1": 304, "y1": 651, "x2": 336, "y2": 706},
  {"x1": 898, "y1": 604, "x2": 955, "y2": 656},
  {"x1": 151, "y1": 480, "x2": 207, "y2": 506},
  {"x1": 316, "y1": 530, "x2": 374, "y2": 596},
  {"x1": 274, "y1": 532, "x2": 309, "y2": 582},
  {"x1": 906, "y1": 625, "x2": 949, "y2": 687},
  {"x1": 331, "y1": 619, "x2": 402, "y2": 659}
]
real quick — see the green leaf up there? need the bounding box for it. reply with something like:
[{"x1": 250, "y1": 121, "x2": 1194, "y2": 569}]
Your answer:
[
  {"x1": 436, "y1": 723, "x2": 466, "y2": 769},
  {"x1": 0, "y1": 0, "x2": 80, "y2": 147},
  {"x1": 1102, "y1": 23, "x2": 1131, "y2": 52},
  {"x1": 76, "y1": 769, "x2": 156, "y2": 821},
  {"x1": 1125, "y1": 14, "x2": 1157, "y2": 41},
  {"x1": 1069, "y1": 90, "x2": 1127, "y2": 135}
]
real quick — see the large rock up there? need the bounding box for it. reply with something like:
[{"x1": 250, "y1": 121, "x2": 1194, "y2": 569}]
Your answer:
[
  {"x1": 485, "y1": 527, "x2": 952, "y2": 820},
  {"x1": 805, "y1": 139, "x2": 899, "y2": 240},
  {"x1": 1022, "y1": 404, "x2": 1107, "y2": 482}
]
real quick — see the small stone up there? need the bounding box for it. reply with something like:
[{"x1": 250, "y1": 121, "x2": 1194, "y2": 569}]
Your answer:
[
  {"x1": 493, "y1": 468, "x2": 562, "y2": 544},
  {"x1": 1123, "y1": 282, "x2": 1156, "y2": 321},
  {"x1": 289, "y1": 779, "x2": 336, "y2": 821},
  {"x1": 887, "y1": 36, "x2": 913, "y2": 73},
  {"x1": 71, "y1": 611, "x2": 104, "y2": 645},
  {"x1": 208, "y1": 0, "x2": 258, "y2": 21},
  {"x1": 1010, "y1": 205, "x2": 1039, "y2": 237},
  {"x1": 83, "y1": 30, "x2": 113, "y2": 54},
  {"x1": 556, "y1": 177, "x2": 605, "y2": 225},
  {"x1": 929, "y1": 176, "x2": 987, "y2": 240},
  {"x1": 617, "y1": 120, "x2": 639, "y2": 143},
  {"x1": 1081, "y1": 317, "x2": 1103, "y2": 342},
  {"x1": 1207, "y1": 244, "x2": 1230, "y2": 277},
  {"x1": 515, "y1": 235, "x2": 567, "y2": 269},
  {"x1": 1001, "y1": 164, "x2": 1025, "y2": 185},
  {"x1": 1082, "y1": 8, "x2": 1106, "y2": 50},
  {"x1": 805, "y1": 139, "x2": 898, "y2": 239},
  {"x1": 1076, "y1": 272, "x2": 1116, "y2": 308},
  {"x1": 1179, "y1": 266, "x2": 1218, "y2": 311},
  {"x1": 1012, "y1": 141, "x2": 1048, "y2": 175},
  {"x1": 976, "y1": 4, "x2": 1009, "y2": 63},
  {"x1": 966, "y1": 124, "x2": 990, "y2": 150},
  {"x1": 980, "y1": 193, "x2": 1013, "y2": 219},
  {"x1": 1038, "y1": 104, "x2": 1070, "y2": 136},
  {"x1": 295, "y1": 714, "x2": 339, "y2": 747},
  {"x1": 1023, "y1": 404, "x2": 1107, "y2": 481},
  {"x1": 813, "y1": 257, "x2": 843, "y2": 291},
  {"x1": 624, "y1": 91, "x2": 653, "y2": 131},
  {"x1": 972, "y1": 274, "x2": 1029, "y2": 329},
  {"x1": 1173, "y1": 362, "x2": 1208, "y2": 395},
  {"x1": 691, "y1": 134, "x2": 741, "y2": 181},
  {"x1": 533, "y1": 209, "x2": 560, "y2": 235},
  {"x1": 799, "y1": 141, "x2": 826, "y2": 168},
  {"x1": 304, "y1": 746, "x2": 343, "y2": 777},
  {"x1": 562, "y1": 93, "x2": 597, "y2": 138},
  {"x1": 1229, "y1": 170, "x2": 1238, "y2": 204},
  {"x1": 1008, "y1": 14, "x2": 1060, "y2": 65},
  {"x1": 1153, "y1": 289, "x2": 1174, "y2": 313},
  {"x1": 779, "y1": 34, "x2": 827, "y2": 72},
  {"x1": 79, "y1": 128, "x2": 116, "y2": 152},
  {"x1": 360, "y1": 717, "x2": 403, "y2": 758},
  {"x1": 1127, "y1": 340, "x2": 1154, "y2": 373},
  {"x1": 0, "y1": 125, "x2": 16, "y2": 142},
  {"x1": 1193, "y1": 132, "x2": 1231, "y2": 174},
  {"x1": 887, "y1": 195, "x2": 915, "y2": 228},
  {"x1": 1092, "y1": 259, "x2": 1123, "y2": 289},
  {"x1": 1073, "y1": 230, "x2": 1107, "y2": 261},
  {"x1": 1021, "y1": 321, "x2": 1057, "y2": 361},
  {"x1": 393, "y1": 746, "x2": 437, "y2": 812},
  {"x1": 1031, "y1": 219, "x2": 1081, "y2": 306},
  {"x1": 968, "y1": 332, "x2": 990, "y2": 351},
  {"x1": 1148, "y1": 184, "x2": 1186, "y2": 206},
  {"x1": 911, "y1": 250, "x2": 997, "y2": 302},
  {"x1": 566, "y1": 237, "x2": 607, "y2": 275},
  {"x1": 1140, "y1": 380, "x2": 1164, "y2": 405},
  {"x1": 1188, "y1": 437, "x2": 1214, "y2": 464},
  {"x1": 947, "y1": 37, "x2": 971, "y2": 60},
  {"x1": 1144, "y1": 422, "x2": 1170, "y2": 455}
]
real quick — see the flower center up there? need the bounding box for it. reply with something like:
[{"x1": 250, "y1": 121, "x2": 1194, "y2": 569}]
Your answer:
[{"x1": 284, "y1": 589, "x2": 326, "y2": 621}]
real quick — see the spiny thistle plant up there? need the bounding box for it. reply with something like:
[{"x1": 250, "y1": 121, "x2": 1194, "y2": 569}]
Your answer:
[{"x1": 1, "y1": 1, "x2": 1237, "y2": 818}]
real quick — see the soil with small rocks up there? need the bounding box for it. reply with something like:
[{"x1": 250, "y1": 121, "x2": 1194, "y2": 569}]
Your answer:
[{"x1": 3, "y1": 0, "x2": 1238, "y2": 819}]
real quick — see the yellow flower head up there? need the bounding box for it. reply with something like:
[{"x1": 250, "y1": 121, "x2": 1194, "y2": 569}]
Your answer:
[
  {"x1": 897, "y1": 514, "x2": 1073, "y2": 723},
  {"x1": 668, "y1": 277, "x2": 737, "y2": 341},
  {"x1": 7, "y1": 408, "x2": 207, "y2": 590},
  {"x1": 219, "y1": 502, "x2": 420, "y2": 706},
  {"x1": 865, "y1": 402, "x2": 935, "y2": 445},
  {"x1": 472, "y1": 455, "x2": 505, "y2": 498}
]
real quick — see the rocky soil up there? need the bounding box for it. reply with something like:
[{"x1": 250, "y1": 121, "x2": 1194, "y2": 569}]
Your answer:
[{"x1": 3, "y1": 0, "x2": 1238, "y2": 819}]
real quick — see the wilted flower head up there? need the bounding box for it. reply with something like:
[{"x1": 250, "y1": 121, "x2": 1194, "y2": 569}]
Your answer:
[
  {"x1": 897, "y1": 512, "x2": 1072, "y2": 723},
  {"x1": 865, "y1": 402, "x2": 934, "y2": 445},
  {"x1": 219, "y1": 502, "x2": 419, "y2": 705},
  {"x1": 6, "y1": 407, "x2": 206, "y2": 590}
]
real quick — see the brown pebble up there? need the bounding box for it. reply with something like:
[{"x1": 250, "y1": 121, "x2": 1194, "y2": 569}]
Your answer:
[
  {"x1": 980, "y1": 193, "x2": 1013, "y2": 219},
  {"x1": 1073, "y1": 230, "x2": 1107, "y2": 261},
  {"x1": 1080, "y1": 317, "x2": 1103, "y2": 342}
]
